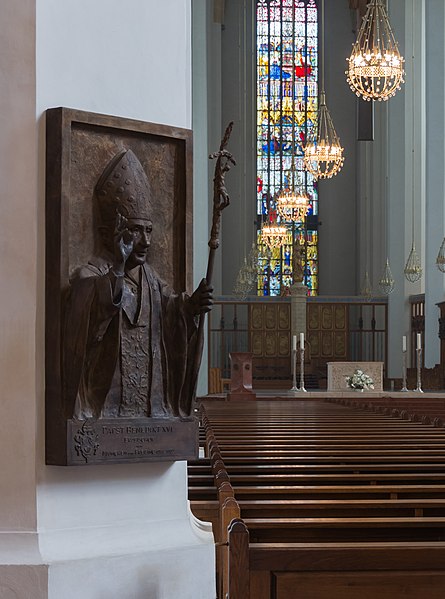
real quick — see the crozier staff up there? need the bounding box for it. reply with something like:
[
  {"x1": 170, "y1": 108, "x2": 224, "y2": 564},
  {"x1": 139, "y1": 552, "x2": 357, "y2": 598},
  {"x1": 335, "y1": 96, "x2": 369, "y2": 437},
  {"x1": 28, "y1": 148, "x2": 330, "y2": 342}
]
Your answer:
[{"x1": 191, "y1": 122, "x2": 236, "y2": 396}]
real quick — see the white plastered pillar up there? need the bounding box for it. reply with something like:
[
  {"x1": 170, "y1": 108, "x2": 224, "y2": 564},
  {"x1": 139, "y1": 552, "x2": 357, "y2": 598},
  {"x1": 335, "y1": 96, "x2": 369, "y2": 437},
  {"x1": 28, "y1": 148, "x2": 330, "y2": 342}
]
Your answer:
[
  {"x1": 386, "y1": 0, "x2": 425, "y2": 378},
  {"x1": 0, "y1": 1, "x2": 216, "y2": 597},
  {"x1": 424, "y1": 0, "x2": 445, "y2": 368},
  {"x1": 0, "y1": 0, "x2": 47, "y2": 593}
]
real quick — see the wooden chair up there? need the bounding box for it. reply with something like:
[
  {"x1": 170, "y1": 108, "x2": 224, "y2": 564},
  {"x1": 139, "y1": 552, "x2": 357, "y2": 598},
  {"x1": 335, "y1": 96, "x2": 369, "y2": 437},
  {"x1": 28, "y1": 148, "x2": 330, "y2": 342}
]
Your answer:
[{"x1": 209, "y1": 367, "x2": 230, "y2": 394}]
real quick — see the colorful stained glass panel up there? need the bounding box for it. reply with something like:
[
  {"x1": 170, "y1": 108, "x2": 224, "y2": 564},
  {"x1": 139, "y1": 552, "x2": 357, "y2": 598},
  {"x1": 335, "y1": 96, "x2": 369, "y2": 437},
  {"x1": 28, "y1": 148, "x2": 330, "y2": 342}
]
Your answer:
[{"x1": 257, "y1": 0, "x2": 319, "y2": 297}]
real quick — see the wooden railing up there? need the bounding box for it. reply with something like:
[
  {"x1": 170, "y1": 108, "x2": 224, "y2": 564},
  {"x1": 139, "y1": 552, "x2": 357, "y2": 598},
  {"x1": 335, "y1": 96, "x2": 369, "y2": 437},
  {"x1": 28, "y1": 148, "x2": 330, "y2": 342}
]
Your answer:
[{"x1": 208, "y1": 296, "x2": 388, "y2": 389}]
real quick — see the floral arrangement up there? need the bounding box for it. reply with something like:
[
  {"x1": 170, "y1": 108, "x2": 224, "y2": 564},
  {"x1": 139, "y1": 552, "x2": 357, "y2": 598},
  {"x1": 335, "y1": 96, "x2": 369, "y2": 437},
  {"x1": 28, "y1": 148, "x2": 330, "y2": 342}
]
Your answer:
[{"x1": 345, "y1": 369, "x2": 374, "y2": 390}]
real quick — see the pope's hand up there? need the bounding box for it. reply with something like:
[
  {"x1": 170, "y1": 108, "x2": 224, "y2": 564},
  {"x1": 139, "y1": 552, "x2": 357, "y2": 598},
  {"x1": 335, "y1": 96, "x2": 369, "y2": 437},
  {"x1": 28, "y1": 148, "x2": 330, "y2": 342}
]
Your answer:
[
  {"x1": 188, "y1": 279, "x2": 214, "y2": 315},
  {"x1": 113, "y1": 211, "x2": 133, "y2": 274}
]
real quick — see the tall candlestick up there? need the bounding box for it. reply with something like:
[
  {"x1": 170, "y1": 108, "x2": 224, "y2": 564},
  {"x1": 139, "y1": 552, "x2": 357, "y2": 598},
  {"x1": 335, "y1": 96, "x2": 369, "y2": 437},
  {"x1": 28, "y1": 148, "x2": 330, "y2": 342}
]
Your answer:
[
  {"x1": 415, "y1": 343, "x2": 423, "y2": 393},
  {"x1": 402, "y1": 335, "x2": 407, "y2": 353},
  {"x1": 416, "y1": 333, "x2": 421, "y2": 350},
  {"x1": 300, "y1": 332, "x2": 304, "y2": 348},
  {"x1": 290, "y1": 336, "x2": 298, "y2": 393}
]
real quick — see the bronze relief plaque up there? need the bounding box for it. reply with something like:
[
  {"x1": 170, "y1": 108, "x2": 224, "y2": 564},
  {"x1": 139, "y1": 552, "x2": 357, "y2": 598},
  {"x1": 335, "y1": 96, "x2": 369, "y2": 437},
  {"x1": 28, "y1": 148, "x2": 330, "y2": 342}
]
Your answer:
[{"x1": 45, "y1": 107, "x2": 199, "y2": 465}]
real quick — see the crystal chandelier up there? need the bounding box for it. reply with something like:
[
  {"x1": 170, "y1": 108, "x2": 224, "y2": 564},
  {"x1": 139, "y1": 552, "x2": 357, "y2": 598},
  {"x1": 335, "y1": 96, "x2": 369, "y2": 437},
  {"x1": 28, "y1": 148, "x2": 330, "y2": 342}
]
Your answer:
[
  {"x1": 346, "y1": 0, "x2": 404, "y2": 102},
  {"x1": 233, "y1": 256, "x2": 255, "y2": 299},
  {"x1": 276, "y1": 168, "x2": 310, "y2": 223},
  {"x1": 436, "y1": 238, "x2": 445, "y2": 273},
  {"x1": 276, "y1": 186, "x2": 310, "y2": 223},
  {"x1": 233, "y1": 241, "x2": 259, "y2": 298},
  {"x1": 360, "y1": 270, "x2": 372, "y2": 300},
  {"x1": 404, "y1": 244, "x2": 422, "y2": 282},
  {"x1": 247, "y1": 240, "x2": 260, "y2": 275},
  {"x1": 304, "y1": 0, "x2": 344, "y2": 179},
  {"x1": 378, "y1": 258, "x2": 395, "y2": 295},
  {"x1": 261, "y1": 221, "x2": 288, "y2": 250}
]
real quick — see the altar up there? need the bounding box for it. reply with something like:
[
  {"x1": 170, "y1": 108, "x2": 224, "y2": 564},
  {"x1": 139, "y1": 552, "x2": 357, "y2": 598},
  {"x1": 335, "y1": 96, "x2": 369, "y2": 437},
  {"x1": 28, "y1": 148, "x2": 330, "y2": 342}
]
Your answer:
[{"x1": 327, "y1": 361, "x2": 383, "y2": 391}]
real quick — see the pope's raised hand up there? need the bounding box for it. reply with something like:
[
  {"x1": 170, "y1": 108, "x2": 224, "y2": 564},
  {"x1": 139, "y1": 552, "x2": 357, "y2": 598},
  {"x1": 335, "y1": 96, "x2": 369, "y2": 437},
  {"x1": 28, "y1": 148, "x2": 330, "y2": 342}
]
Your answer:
[{"x1": 113, "y1": 211, "x2": 133, "y2": 274}]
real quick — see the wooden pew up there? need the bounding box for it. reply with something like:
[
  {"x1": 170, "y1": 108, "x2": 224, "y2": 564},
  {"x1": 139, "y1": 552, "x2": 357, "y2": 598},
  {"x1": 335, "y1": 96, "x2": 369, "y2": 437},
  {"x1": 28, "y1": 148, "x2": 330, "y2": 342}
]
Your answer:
[
  {"x1": 328, "y1": 396, "x2": 445, "y2": 426},
  {"x1": 243, "y1": 516, "x2": 445, "y2": 543},
  {"x1": 238, "y1": 498, "x2": 445, "y2": 518},
  {"x1": 244, "y1": 540, "x2": 445, "y2": 599},
  {"x1": 195, "y1": 398, "x2": 445, "y2": 598}
]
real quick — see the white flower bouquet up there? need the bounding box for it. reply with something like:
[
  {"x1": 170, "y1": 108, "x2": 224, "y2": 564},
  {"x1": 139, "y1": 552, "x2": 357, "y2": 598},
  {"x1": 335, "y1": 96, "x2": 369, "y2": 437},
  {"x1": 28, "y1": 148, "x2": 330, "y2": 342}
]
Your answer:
[{"x1": 345, "y1": 369, "x2": 374, "y2": 390}]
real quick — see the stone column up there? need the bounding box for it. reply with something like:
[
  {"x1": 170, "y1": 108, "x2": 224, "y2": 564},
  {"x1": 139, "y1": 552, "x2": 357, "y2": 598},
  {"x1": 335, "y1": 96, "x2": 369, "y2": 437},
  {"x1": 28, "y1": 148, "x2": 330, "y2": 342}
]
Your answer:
[
  {"x1": 0, "y1": 2, "x2": 216, "y2": 598},
  {"x1": 386, "y1": 0, "x2": 423, "y2": 378},
  {"x1": 424, "y1": 0, "x2": 445, "y2": 368},
  {"x1": 290, "y1": 282, "x2": 308, "y2": 344},
  {"x1": 0, "y1": 0, "x2": 47, "y2": 594}
]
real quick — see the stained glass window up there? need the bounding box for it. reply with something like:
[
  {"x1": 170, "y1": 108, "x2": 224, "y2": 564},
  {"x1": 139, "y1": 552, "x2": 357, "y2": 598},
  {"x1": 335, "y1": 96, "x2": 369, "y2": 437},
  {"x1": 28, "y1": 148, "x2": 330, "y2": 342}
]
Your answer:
[{"x1": 256, "y1": 0, "x2": 318, "y2": 296}]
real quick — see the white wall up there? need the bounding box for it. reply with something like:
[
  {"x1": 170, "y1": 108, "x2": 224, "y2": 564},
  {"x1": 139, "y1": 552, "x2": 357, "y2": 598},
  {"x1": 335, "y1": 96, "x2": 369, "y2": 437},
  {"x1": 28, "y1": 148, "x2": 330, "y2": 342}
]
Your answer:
[{"x1": 37, "y1": 0, "x2": 192, "y2": 128}]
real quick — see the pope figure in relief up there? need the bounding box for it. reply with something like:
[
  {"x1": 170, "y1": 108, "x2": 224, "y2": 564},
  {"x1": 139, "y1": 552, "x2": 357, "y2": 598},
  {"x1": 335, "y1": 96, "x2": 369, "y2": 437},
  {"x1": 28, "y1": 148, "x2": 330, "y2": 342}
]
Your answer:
[{"x1": 63, "y1": 149, "x2": 212, "y2": 420}]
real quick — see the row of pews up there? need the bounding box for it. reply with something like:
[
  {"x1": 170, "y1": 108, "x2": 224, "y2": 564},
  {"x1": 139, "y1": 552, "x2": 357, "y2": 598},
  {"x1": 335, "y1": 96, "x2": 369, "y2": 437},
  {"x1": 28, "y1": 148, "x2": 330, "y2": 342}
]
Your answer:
[
  {"x1": 327, "y1": 395, "x2": 445, "y2": 426},
  {"x1": 188, "y1": 398, "x2": 445, "y2": 599}
]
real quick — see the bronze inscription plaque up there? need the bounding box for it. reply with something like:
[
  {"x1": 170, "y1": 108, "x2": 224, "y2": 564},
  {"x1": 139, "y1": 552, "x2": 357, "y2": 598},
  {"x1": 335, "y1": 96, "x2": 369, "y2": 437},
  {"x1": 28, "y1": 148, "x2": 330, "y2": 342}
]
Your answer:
[{"x1": 68, "y1": 418, "x2": 198, "y2": 465}]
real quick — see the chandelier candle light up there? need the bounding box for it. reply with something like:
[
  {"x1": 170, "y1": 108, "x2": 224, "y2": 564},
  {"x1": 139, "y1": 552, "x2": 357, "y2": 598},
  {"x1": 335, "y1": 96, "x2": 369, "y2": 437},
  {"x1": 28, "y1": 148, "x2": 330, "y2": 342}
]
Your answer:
[
  {"x1": 436, "y1": 237, "x2": 445, "y2": 273},
  {"x1": 401, "y1": 335, "x2": 408, "y2": 392},
  {"x1": 304, "y1": 0, "x2": 344, "y2": 179},
  {"x1": 346, "y1": 0, "x2": 405, "y2": 102},
  {"x1": 276, "y1": 174, "x2": 310, "y2": 223},
  {"x1": 379, "y1": 258, "x2": 395, "y2": 294},
  {"x1": 261, "y1": 220, "x2": 287, "y2": 250}
]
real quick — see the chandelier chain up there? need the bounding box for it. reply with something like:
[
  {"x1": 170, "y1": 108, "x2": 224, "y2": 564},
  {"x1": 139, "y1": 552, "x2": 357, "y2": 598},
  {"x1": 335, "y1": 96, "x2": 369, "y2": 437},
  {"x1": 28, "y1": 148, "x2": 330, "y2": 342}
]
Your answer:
[
  {"x1": 404, "y1": 0, "x2": 421, "y2": 283},
  {"x1": 378, "y1": 100, "x2": 394, "y2": 295},
  {"x1": 276, "y1": 4, "x2": 309, "y2": 227},
  {"x1": 303, "y1": 0, "x2": 344, "y2": 179},
  {"x1": 411, "y1": 0, "x2": 415, "y2": 245},
  {"x1": 321, "y1": 0, "x2": 325, "y2": 93}
]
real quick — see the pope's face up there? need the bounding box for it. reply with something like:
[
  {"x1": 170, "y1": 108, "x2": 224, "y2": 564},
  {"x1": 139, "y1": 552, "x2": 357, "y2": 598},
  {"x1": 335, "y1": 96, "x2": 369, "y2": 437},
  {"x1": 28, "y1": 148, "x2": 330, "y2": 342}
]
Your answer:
[{"x1": 126, "y1": 218, "x2": 153, "y2": 268}]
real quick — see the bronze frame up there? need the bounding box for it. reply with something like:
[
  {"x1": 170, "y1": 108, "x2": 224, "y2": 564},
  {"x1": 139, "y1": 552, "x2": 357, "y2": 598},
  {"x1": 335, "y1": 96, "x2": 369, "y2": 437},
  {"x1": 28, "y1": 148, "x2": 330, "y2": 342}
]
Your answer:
[{"x1": 45, "y1": 107, "x2": 194, "y2": 465}]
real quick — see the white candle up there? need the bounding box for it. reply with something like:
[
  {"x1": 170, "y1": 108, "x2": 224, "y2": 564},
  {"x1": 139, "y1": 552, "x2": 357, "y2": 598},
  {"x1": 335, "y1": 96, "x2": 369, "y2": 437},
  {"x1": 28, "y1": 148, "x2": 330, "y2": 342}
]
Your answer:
[
  {"x1": 417, "y1": 333, "x2": 422, "y2": 350},
  {"x1": 300, "y1": 332, "x2": 304, "y2": 348},
  {"x1": 402, "y1": 336, "x2": 407, "y2": 353},
  {"x1": 292, "y1": 335, "x2": 297, "y2": 351}
]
